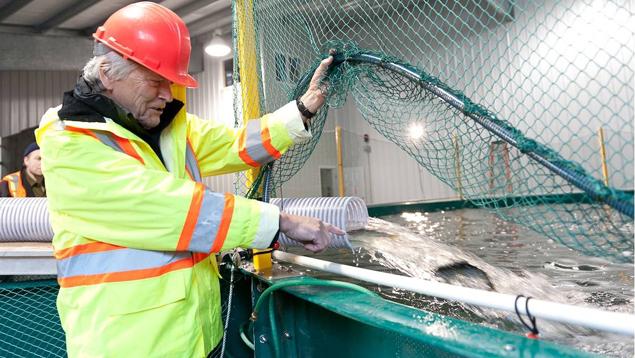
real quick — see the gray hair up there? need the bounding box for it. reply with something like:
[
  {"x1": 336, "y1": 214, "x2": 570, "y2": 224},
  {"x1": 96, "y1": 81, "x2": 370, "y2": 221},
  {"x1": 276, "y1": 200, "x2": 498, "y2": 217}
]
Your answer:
[{"x1": 82, "y1": 42, "x2": 139, "y2": 93}]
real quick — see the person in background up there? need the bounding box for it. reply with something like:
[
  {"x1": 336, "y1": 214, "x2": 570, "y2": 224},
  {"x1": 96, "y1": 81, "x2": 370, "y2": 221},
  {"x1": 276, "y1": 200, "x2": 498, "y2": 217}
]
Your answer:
[
  {"x1": 36, "y1": 2, "x2": 341, "y2": 357},
  {"x1": 1, "y1": 142, "x2": 46, "y2": 197}
]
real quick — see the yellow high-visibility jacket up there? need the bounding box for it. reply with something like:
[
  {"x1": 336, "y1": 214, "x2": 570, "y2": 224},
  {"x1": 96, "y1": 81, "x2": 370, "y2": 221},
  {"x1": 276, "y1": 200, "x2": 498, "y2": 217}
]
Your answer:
[{"x1": 35, "y1": 91, "x2": 309, "y2": 357}]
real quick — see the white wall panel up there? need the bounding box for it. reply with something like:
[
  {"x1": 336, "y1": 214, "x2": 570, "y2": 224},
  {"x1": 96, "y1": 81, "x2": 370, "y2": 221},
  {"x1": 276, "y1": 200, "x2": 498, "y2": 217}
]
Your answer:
[
  {"x1": 280, "y1": 132, "x2": 336, "y2": 199},
  {"x1": 324, "y1": 97, "x2": 457, "y2": 205}
]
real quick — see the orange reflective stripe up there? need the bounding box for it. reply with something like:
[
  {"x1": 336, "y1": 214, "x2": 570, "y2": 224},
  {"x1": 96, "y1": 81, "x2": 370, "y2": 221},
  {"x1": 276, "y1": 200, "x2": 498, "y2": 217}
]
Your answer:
[
  {"x1": 176, "y1": 183, "x2": 205, "y2": 251},
  {"x1": 210, "y1": 194, "x2": 234, "y2": 253},
  {"x1": 192, "y1": 252, "x2": 209, "y2": 264},
  {"x1": 238, "y1": 128, "x2": 260, "y2": 167},
  {"x1": 260, "y1": 125, "x2": 282, "y2": 160},
  {"x1": 55, "y1": 242, "x2": 124, "y2": 260},
  {"x1": 58, "y1": 256, "x2": 193, "y2": 288},
  {"x1": 184, "y1": 167, "x2": 195, "y2": 181},
  {"x1": 111, "y1": 135, "x2": 145, "y2": 165},
  {"x1": 66, "y1": 126, "x2": 144, "y2": 165},
  {"x1": 66, "y1": 126, "x2": 99, "y2": 140}
]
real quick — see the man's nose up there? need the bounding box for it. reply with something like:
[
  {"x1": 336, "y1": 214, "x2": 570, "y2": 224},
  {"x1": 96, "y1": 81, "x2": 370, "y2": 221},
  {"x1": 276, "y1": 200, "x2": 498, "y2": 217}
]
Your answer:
[{"x1": 158, "y1": 81, "x2": 173, "y2": 102}]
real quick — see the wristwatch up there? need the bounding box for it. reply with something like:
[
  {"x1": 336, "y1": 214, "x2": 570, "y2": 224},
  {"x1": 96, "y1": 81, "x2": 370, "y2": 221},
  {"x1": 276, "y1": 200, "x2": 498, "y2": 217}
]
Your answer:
[{"x1": 296, "y1": 98, "x2": 316, "y2": 119}]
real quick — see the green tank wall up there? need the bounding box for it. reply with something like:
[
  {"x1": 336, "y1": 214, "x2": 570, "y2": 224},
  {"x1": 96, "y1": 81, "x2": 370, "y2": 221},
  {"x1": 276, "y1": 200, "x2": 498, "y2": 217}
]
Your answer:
[{"x1": 0, "y1": 272, "x2": 598, "y2": 357}]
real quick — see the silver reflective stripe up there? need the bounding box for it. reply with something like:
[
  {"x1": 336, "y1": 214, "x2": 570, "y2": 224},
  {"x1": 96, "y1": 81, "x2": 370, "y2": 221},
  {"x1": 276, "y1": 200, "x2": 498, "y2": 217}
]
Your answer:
[
  {"x1": 8, "y1": 175, "x2": 19, "y2": 192},
  {"x1": 250, "y1": 203, "x2": 278, "y2": 248},
  {"x1": 187, "y1": 190, "x2": 226, "y2": 253},
  {"x1": 244, "y1": 120, "x2": 275, "y2": 165},
  {"x1": 185, "y1": 142, "x2": 202, "y2": 182},
  {"x1": 93, "y1": 132, "x2": 125, "y2": 153},
  {"x1": 57, "y1": 248, "x2": 190, "y2": 278},
  {"x1": 160, "y1": 128, "x2": 175, "y2": 173}
]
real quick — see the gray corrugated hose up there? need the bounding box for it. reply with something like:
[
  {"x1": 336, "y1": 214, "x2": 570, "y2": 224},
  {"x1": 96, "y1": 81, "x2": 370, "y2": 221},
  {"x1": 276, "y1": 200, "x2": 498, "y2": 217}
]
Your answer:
[
  {"x1": 270, "y1": 197, "x2": 368, "y2": 249},
  {"x1": 0, "y1": 198, "x2": 54, "y2": 242},
  {"x1": 0, "y1": 197, "x2": 368, "y2": 248}
]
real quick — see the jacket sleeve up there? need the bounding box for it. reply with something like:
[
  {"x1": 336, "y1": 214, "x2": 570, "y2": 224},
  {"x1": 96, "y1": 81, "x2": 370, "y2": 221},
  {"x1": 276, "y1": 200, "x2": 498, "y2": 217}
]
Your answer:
[
  {"x1": 38, "y1": 123, "x2": 280, "y2": 253},
  {"x1": 187, "y1": 101, "x2": 311, "y2": 177}
]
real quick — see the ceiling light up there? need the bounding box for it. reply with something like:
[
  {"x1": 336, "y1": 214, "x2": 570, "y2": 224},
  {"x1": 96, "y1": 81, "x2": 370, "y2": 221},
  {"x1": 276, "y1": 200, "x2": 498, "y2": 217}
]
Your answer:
[
  {"x1": 204, "y1": 32, "x2": 231, "y2": 57},
  {"x1": 408, "y1": 123, "x2": 426, "y2": 140}
]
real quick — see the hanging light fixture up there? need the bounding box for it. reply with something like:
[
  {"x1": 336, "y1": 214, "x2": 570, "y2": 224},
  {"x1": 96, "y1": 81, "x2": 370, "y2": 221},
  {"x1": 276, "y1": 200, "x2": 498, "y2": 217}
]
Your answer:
[{"x1": 204, "y1": 30, "x2": 231, "y2": 57}]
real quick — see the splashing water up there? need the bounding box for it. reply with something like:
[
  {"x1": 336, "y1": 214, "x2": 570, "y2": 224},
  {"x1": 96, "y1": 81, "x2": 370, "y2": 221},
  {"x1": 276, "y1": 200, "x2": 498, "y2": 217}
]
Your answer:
[{"x1": 300, "y1": 210, "x2": 633, "y2": 357}]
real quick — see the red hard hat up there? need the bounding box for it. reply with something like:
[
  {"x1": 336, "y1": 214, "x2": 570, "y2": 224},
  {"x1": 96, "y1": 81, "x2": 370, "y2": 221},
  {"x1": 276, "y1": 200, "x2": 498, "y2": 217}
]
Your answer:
[{"x1": 93, "y1": 2, "x2": 198, "y2": 88}]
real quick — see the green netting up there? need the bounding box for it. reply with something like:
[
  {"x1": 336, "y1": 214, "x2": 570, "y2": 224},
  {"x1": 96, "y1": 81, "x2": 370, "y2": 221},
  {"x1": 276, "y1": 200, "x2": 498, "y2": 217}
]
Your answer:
[
  {"x1": 0, "y1": 277, "x2": 597, "y2": 358},
  {"x1": 233, "y1": 0, "x2": 634, "y2": 262},
  {"x1": 0, "y1": 280, "x2": 65, "y2": 357}
]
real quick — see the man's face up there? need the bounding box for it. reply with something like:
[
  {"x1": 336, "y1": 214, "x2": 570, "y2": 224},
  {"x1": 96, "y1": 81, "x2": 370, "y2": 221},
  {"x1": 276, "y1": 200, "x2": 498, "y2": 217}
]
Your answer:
[
  {"x1": 107, "y1": 66, "x2": 173, "y2": 129},
  {"x1": 24, "y1": 149, "x2": 42, "y2": 177}
]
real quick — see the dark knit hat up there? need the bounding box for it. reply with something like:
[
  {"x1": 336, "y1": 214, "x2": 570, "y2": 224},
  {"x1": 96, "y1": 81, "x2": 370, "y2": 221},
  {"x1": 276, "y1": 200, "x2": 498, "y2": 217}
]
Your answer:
[{"x1": 23, "y1": 142, "x2": 40, "y2": 158}]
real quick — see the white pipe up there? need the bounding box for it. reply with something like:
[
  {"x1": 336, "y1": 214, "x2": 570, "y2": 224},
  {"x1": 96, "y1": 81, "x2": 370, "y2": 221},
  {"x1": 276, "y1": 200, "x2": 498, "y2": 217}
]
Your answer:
[{"x1": 273, "y1": 251, "x2": 635, "y2": 336}]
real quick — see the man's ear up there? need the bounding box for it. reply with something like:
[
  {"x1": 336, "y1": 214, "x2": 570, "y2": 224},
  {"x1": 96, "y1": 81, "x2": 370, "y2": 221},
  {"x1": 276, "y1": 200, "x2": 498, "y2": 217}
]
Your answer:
[
  {"x1": 23, "y1": 156, "x2": 28, "y2": 167},
  {"x1": 99, "y1": 66, "x2": 113, "y2": 90}
]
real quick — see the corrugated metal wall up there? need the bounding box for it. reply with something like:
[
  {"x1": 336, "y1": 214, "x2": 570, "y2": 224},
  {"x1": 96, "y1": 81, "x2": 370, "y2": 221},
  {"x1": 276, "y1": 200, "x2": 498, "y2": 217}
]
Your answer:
[
  {"x1": 0, "y1": 70, "x2": 78, "y2": 175},
  {"x1": 0, "y1": 70, "x2": 77, "y2": 138}
]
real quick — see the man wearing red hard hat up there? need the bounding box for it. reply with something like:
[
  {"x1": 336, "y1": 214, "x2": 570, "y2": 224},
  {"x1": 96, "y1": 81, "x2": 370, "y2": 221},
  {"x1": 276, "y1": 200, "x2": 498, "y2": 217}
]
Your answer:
[{"x1": 36, "y1": 2, "x2": 341, "y2": 357}]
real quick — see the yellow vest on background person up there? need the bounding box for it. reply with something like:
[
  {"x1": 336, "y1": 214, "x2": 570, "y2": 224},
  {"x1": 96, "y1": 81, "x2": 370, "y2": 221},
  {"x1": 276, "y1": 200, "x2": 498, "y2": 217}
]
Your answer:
[
  {"x1": 2, "y1": 171, "x2": 27, "y2": 197},
  {"x1": 36, "y1": 94, "x2": 306, "y2": 357}
]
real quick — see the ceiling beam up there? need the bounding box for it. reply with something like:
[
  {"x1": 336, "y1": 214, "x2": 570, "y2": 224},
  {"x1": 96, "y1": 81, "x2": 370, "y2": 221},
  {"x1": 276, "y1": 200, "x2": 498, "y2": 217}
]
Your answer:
[
  {"x1": 0, "y1": 24, "x2": 84, "y2": 37},
  {"x1": 80, "y1": 0, "x2": 167, "y2": 36},
  {"x1": 0, "y1": 31, "x2": 93, "y2": 71},
  {"x1": 174, "y1": 0, "x2": 230, "y2": 18},
  {"x1": 0, "y1": 0, "x2": 35, "y2": 22},
  {"x1": 188, "y1": 8, "x2": 233, "y2": 38},
  {"x1": 36, "y1": 0, "x2": 102, "y2": 33},
  {"x1": 83, "y1": 0, "x2": 232, "y2": 37},
  {"x1": 192, "y1": 24, "x2": 231, "y2": 43}
]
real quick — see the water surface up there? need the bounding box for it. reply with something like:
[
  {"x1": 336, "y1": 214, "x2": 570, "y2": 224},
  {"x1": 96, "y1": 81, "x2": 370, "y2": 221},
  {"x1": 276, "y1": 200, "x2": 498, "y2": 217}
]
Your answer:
[{"x1": 289, "y1": 208, "x2": 634, "y2": 357}]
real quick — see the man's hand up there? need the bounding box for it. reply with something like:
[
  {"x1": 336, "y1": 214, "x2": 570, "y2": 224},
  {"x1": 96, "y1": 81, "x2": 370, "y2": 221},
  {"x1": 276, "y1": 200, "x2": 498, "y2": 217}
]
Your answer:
[
  {"x1": 279, "y1": 212, "x2": 345, "y2": 253},
  {"x1": 298, "y1": 52, "x2": 335, "y2": 122}
]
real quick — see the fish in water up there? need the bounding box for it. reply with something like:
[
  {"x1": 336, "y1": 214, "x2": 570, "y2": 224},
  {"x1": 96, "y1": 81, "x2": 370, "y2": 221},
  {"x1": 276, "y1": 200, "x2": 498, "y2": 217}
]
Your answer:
[
  {"x1": 350, "y1": 217, "x2": 498, "y2": 291},
  {"x1": 435, "y1": 261, "x2": 494, "y2": 291},
  {"x1": 349, "y1": 217, "x2": 579, "y2": 304}
]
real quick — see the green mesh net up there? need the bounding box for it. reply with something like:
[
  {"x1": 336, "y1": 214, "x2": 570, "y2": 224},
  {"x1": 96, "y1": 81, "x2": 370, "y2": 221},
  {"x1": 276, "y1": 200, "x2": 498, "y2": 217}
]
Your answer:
[
  {"x1": 0, "y1": 280, "x2": 65, "y2": 357},
  {"x1": 233, "y1": 0, "x2": 634, "y2": 262}
]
